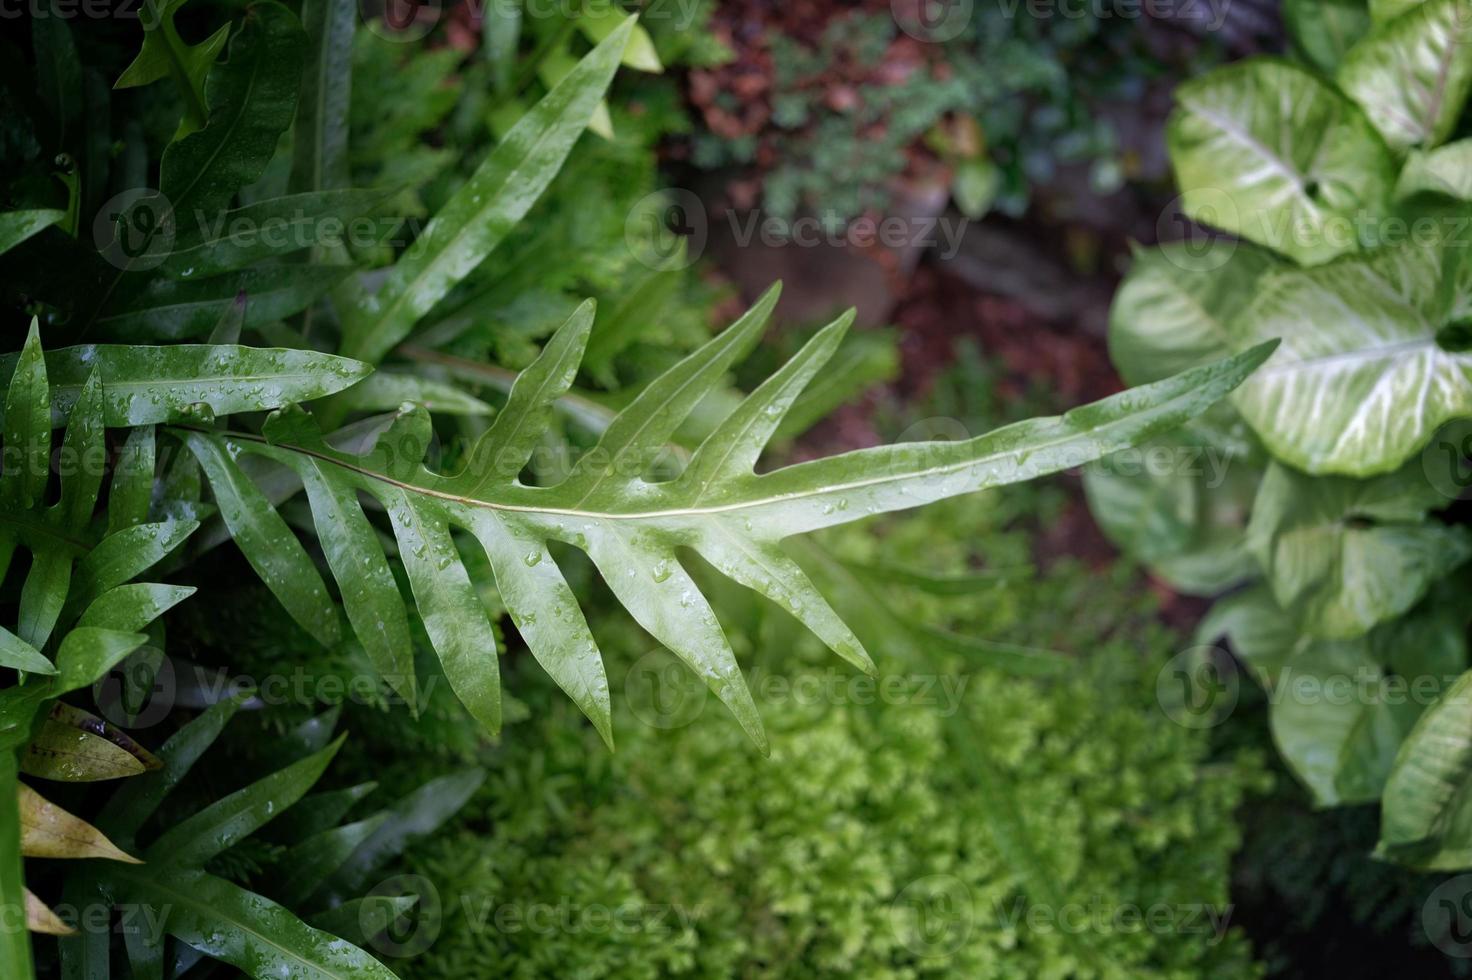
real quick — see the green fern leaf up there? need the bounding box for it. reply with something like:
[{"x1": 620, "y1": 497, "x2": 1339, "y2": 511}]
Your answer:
[
  {"x1": 67, "y1": 701, "x2": 402, "y2": 979},
  {"x1": 182, "y1": 288, "x2": 1277, "y2": 753}
]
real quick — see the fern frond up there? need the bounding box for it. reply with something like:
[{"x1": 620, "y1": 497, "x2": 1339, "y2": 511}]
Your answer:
[{"x1": 181, "y1": 290, "x2": 1276, "y2": 753}]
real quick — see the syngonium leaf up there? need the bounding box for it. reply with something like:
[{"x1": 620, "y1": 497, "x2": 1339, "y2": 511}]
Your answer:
[
  {"x1": 1396, "y1": 138, "x2": 1472, "y2": 200},
  {"x1": 1166, "y1": 57, "x2": 1395, "y2": 265},
  {"x1": 1378, "y1": 649, "x2": 1472, "y2": 868},
  {"x1": 183, "y1": 285, "x2": 1276, "y2": 753},
  {"x1": 1083, "y1": 427, "x2": 1262, "y2": 597},
  {"x1": 1338, "y1": 0, "x2": 1472, "y2": 153},
  {"x1": 1207, "y1": 580, "x2": 1469, "y2": 807},
  {"x1": 1229, "y1": 236, "x2": 1472, "y2": 475},
  {"x1": 1246, "y1": 458, "x2": 1472, "y2": 639},
  {"x1": 1284, "y1": 0, "x2": 1372, "y2": 73},
  {"x1": 1371, "y1": 0, "x2": 1425, "y2": 20},
  {"x1": 1107, "y1": 241, "x2": 1281, "y2": 387}
]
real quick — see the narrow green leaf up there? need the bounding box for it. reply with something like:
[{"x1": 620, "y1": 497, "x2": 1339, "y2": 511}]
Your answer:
[
  {"x1": 267, "y1": 782, "x2": 377, "y2": 843},
  {"x1": 69, "y1": 519, "x2": 197, "y2": 616},
  {"x1": 561, "y1": 283, "x2": 776, "y2": 496},
  {"x1": 335, "y1": 372, "x2": 493, "y2": 416},
  {"x1": 384, "y1": 492, "x2": 500, "y2": 732},
  {"x1": 78, "y1": 583, "x2": 195, "y2": 633},
  {"x1": 291, "y1": 0, "x2": 356, "y2": 193},
  {"x1": 466, "y1": 511, "x2": 611, "y2": 746},
  {"x1": 0, "y1": 345, "x2": 371, "y2": 428},
  {"x1": 182, "y1": 432, "x2": 340, "y2": 648},
  {"x1": 584, "y1": 523, "x2": 768, "y2": 753},
  {"x1": 290, "y1": 450, "x2": 415, "y2": 704},
  {"x1": 3, "y1": 322, "x2": 49, "y2": 510},
  {"x1": 54, "y1": 628, "x2": 149, "y2": 696},
  {"x1": 0, "y1": 628, "x2": 54, "y2": 675},
  {"x1": 318, "y1": 768, "x2": 484, "y2": 898},
  {"x1": 147, "y1": 735, "x2": 344, "y2": 867},
  {"x1": 57, "y1": 372, "x2": 104, "y2": 534},
  {"x1": 110, "y1": 866, "x2": 397, "y2": 979},
  {"x1": 340, "y1": 17, "x2": 634, "y2": 363},
  {"x1": 101, "y1": 694, "x2": 248, "y2": 840},
  {"x1": 160, "y1": 189, "x2": 395, "y2": 277},
  {"x1": 275, "y1": 814, "x2": 388, "y2": 906},
  {"x1": 309, "y1": 896, "x2": 416, "y2": 947},
  {"x1": 97, "y1": 266, "x2": 349, "y2": 341},
  {"x1": 460, "y1": 300, "x2": 595, "y2": 492},
  {"x1": 0, "y1": 211, "x2": 64, "y2": 257},
  {"x1": 683, "y1": 310, "x2": 849, "y2": 492},
  {"x1": 578, "y1": 3, "x2": 662, "y2": 72},
  {"x1": 18, "y1": 550, "x2": 71, "y2": 652},
  {"x1": 107, "y1": 427, "x2": 155, "y2": 533}
]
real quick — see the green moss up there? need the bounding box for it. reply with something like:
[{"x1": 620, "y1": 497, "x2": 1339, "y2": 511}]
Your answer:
[{"x1": 404, "y1": 496, "x2": 1267, "y2": 978}]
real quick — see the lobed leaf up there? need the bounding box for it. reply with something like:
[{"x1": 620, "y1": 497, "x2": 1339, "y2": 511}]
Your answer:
[{"x1": 190, "y1": 286, "x2": 1275, "y2": 749}]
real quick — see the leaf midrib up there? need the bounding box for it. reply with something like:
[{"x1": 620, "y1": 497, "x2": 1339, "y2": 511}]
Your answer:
[{"x1": 195, "y1": 393, "x2": 1183, "y2": 524}]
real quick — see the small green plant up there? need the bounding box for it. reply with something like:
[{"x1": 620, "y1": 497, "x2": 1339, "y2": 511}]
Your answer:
[
  {"x1": 1086, "y1": 0, "x2": 1472, "y2": 868},
  {"x1": 1, "y1": 0, "x2": 1276, "y2": 974}
]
